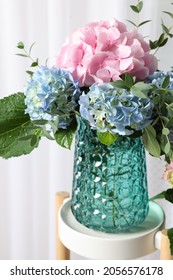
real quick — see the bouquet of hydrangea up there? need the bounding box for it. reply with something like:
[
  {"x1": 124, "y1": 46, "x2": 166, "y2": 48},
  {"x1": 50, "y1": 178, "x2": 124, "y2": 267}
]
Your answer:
[{"x1": 1, "y1": 0, "x2": 173, "y2": 250}]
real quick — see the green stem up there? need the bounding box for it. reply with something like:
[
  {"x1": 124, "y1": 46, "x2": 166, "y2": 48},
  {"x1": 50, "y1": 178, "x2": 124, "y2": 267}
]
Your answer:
[
  {"x1": 112, "y1": 199, "x2": 116, "y2": 227},
  {"x1": 136, "y1": 0, "x2": 140, "y2": 32},
  {"x1": 23, "y1": 48, "x2": 35, "y2": 62},
  {"x1": 155, "y1": 106, "x2": 169, "y2": 143},
  {"x1": 153, "y1": 46, "x2": 160, "y2": 56}
]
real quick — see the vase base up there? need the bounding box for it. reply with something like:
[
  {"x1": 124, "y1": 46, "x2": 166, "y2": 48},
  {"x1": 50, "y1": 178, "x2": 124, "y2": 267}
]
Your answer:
[
  {"x1": 59, "y1": 199, "x2": 165, "y2": 260},
  {"x1": 71, "y1": 204, "x2": 149, "y2": 233}
]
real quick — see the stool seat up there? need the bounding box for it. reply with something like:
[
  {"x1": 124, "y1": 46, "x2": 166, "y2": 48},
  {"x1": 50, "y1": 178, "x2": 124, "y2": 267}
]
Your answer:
[{"x1": 58, "y1": 200, "x2": 165, "y2": 259}]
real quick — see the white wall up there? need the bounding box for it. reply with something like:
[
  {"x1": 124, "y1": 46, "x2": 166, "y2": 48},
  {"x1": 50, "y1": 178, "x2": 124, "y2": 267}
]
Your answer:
[{"x1": 0, "y1": 0, "x2": 172, "y2": 260}]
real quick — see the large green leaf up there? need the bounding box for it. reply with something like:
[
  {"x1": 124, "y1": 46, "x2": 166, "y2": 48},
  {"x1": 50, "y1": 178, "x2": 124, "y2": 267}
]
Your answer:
[
  {"x1": 131, "y1": 82, "x2": 153, "y2": 98},
  {"x1": 142, "y1": 125, "x2": 161, "y2": 157},
  {"x1": 111, "y1": 80, "x2": 127, "y2": 89},
  {"x1": 54, "y1": 119, "x2": 77, "y2": 149},
  {"x1": 97, "y1": 131, "x2": 118, "y2": 146},
  {"x1": 123, "y1": 73, "x2": 134, "y2": 88},
  {"x1": 0, "y1": 92, "x2": 41, "y2": 158}
]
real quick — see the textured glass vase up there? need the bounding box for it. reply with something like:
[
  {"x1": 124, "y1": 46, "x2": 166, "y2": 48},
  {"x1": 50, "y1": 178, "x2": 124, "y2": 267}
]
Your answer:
[{"x1": 71, "y1": 118, "x2": 149, "y2": 232}]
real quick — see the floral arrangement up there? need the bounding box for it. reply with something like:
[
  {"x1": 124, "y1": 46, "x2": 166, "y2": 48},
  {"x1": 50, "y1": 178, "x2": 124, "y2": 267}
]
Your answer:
[{"x1": 1, "y1": 0, "x2": 173, "y2": 251}]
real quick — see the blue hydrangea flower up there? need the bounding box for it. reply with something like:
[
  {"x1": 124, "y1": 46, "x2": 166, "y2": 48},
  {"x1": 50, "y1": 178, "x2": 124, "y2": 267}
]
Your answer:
[
  {"x1": 24, "y1": 66, "x2": 81, "y2": 130},
  {"x1": 147, "y1": 70, "x2": 173, "y2": 89},
  {"x1": 79, "y1": 83, "x2": 154, "y2": 136}
]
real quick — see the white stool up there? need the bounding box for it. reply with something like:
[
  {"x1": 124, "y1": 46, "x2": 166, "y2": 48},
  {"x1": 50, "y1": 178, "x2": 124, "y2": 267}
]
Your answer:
[{"x1": 56, "y1": 192, "x2": 172, "y2": 260}]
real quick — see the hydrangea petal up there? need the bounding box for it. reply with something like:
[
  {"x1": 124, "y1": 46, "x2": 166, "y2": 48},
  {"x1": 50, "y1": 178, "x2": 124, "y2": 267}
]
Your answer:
[
  {"x1": 116, "y1": 45, "x2": 131, "y2": 58},
  {"x1": 79, "y1": 83, "x2": 154, "y2": 136},
  {"x1": 56, "y1": 19, "x2": 157, "y2": 86},
  {"x1": 24, "y1": 66, "x2": 81, "y2": 131}
]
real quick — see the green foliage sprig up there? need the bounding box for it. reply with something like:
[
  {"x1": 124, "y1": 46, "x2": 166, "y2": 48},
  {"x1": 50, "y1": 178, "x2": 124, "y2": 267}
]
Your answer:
[
  {"x1": 128, "y1": 0, "x2": 173, "y2": 52},
  {"x1": 16, "y1": 41, "x2": 39, "y2": 76},
  {"x1": 128, "y1": 1, "x2": 151, "y2": 29}
]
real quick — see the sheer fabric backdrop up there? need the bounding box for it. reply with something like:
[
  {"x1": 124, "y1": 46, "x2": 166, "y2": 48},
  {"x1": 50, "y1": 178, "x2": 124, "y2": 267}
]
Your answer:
[{"x1": 0, "y1": 0, "x2": 172, "y2": 260}]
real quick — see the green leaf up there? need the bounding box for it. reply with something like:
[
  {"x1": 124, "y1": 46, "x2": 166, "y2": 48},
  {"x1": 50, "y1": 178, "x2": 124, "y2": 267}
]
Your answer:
[
  {"x1": 0, "y1": 93, "x2": 28, "y2": 134},
  {"x1": 164, "y1": 188, "x2": 173, "y2": 204},
  {"x1": 130, "y1": 5, "x2": 140, "y2": 13},
  {"x1": 167, "y1": 109, "x2": 173, "y2": 119},
  {"x1": 152, "y1": 116, "x2": 159, "y2": 126},
  {"x1": 124, "y1": 73, "x2": 134, "y2": 88},
  {"x1": 30, "y1": 134, "x2": 38, "y2": 147},
  {"x1": 137, "y1": 1, "x2": 143, "y2": 12},
  {"x1": 97, "y1": 131, "x2": 118, "y2": 146},
  {"x1": 157, "y1": 33, "x2": 165, "y2": 45},
  {"x1": 162, "y1": 127, "x2": 170, "y2": 136},
  {"x1": 111, "y1": 80, "x2": 128, "y2": 89},
  {"x1": 142, "y1": 125, "x2": 161, "y2": 157},
  {"x1": 167, "y1": 228, "x2": 173, "y2": 255},
  {"x1": 161, "y1": 134, "x2": 169, "y2": 153},
  {"x1": 31, "y1": 61, "x2": 38, "y2": 67},
  {"x1": 168, "y1": 33, "x2": 173, "y2": 38},
  {"x1": 159, "y1": 37, "x2": 168, "y2": 47},
  {"x1": 165, "y1": 141, "x2": 171, "y2": 154},
  {"x1": 42, "y1": 129, "x2": 54, "y2": 140},
  {"x1": 162, "y1": 23, "x2": 170, "y2": 35},
  {"x1": 165, "y1": 89, "x2": 173, "y2": 96},
  {"x1": 131, "y1": 82, "x2": 152, "y2": 98},
  {"x1": 130, "y1": 1, "x2": 143, "y2": 13},
  {"x1": 161, "y1": 116, "x2": 169, "y2": 123},
  {"x1": 26, "y1": 70, "x2": 34, "y2": 76},
  {"x1": 149, "y1": 40, "x2": 159, "y2": 50},
  {"x1": 152, "y1": 96, "x2": 160, "y2": 105},
  {"x1": 168, "y1": 148, "x2": 173, "y2": 161},
  {"x1": 126, "y1": 20, "x2": 137, "y2": 27},
  {"x1": 15, "y1": 53, "x2": 28, "y2": 58},
  {"x1": 167, "y1": 118, "x2": 173, "y2": 128},
  {"x1": 150, "y1": 191, "x2": 166, "y2": 200},
  {"x1": 163, "y1": 11, "x2": 173, "y2": 20},
  {"x1": 149, "y1": 35, "x2": 168, "y2": 49},
  {"x1": 151, "y1": 189, "x2": 173, "y2": 203},
  {"x1": 19, "y1": 132, "x2": 41, "y2": 147},
  {"x1": 0, "y1": 92, "x2": 41, "y2": 158},
  {"x1": 162, "y1": 75, "x2": 170, "y2": 88},
  {"x1": 132, "y1": 82, "x2": 153, "y2": 91},
  {"x1": 132, "y1": 88, "x2": 147, "y2": 98},
  {"x1": 146, "y1": 124, "x2": 156, "y2": 136},
  {"x1": 138, "y1": 20, "x2": 151, "y2": 27},
  {"x1": 19, "y1": 135, "x2": 33, "y2": 141},
  {"x1": 17, "y1": 41, "x2": 24, "y2": 49},
  {"x1": 54, "y1": 118, "x2": 77, "y2": 149}
]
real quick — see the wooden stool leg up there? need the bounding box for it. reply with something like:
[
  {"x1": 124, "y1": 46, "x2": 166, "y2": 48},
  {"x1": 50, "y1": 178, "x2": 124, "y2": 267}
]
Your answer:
[
  {"x1": 160, "y1": 229, "x2": 173, "y2": 260},
  {"x1": 56, "y1": 191, "x2": 70, "y2": 260}
]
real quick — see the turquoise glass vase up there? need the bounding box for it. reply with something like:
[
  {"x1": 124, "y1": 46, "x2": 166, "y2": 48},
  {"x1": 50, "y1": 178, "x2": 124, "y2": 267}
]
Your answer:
[{"x1": 71, "y1": 118, "x2": 149, "y2": 232}]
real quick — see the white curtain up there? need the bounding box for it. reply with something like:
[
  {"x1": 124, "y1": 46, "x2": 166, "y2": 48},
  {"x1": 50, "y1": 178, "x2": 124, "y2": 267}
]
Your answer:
[{"x1": 0, "y1": 0, "x2": 172, "y2": 260}]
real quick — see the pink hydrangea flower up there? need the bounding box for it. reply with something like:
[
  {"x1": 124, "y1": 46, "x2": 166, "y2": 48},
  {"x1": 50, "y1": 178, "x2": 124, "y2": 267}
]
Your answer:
[
  {"x1": 163, "y1": 161, "x2": 173, "y2": 186},
  {"x1": 56, "y1": 19, "x2": 158, "y2": 87}
]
